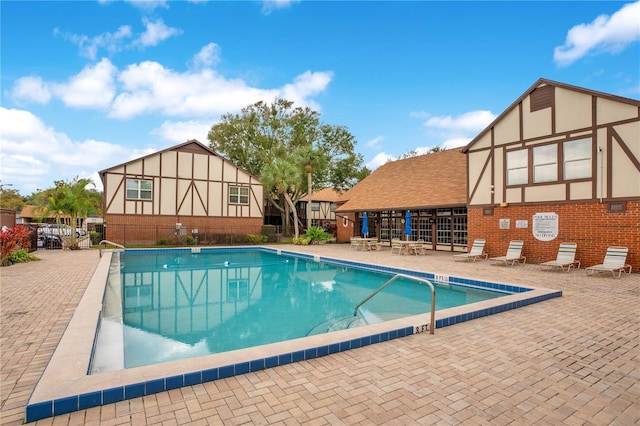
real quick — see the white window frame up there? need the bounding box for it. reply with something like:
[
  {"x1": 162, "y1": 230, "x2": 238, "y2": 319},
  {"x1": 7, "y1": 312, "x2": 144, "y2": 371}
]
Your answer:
[
  {"x1": 126, "y1": 179, "x2": 152, "y2": 200},
  {"x1": 229, "y1": 186, "x2": 249, "y2": 205}
]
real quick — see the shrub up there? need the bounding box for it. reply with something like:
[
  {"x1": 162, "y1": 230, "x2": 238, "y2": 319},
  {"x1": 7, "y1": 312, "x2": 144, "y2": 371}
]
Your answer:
[
  {"x1": 1, "y1": 226, "x2": 35, "y2": 266},
  {"x1": 304, "y1": 226, "x2": 330, "y2": 244},
  {"x1": 89, "y1": 231, "x2": 102, "y2": 246},
  {"x1": 247, "y1": 234, "x2": 268, "y2": 244},
  {"x1": 292, "y1": 236, "x2": 311, "y2": 245},
  {"x1": 157, "y1": 239, "x2": 168, "y2": 246},
  {"x1": 6, "y1": 249, "x2": 38, "y2": 265}
]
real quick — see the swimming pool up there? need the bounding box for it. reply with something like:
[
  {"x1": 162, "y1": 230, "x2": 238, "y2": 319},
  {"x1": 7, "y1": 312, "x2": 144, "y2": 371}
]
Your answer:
[
  {"x1": 91, "y1": 249, "x2": 507, "y2": 372},
  {"x1": 26, "y1": 246, "x2": 562, "y2": 422}
]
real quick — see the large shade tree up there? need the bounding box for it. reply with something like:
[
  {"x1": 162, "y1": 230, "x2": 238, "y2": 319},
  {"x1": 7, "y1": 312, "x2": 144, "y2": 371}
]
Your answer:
[{"x1": 208, "y1": 98, "x2": 367, "y2": 236}]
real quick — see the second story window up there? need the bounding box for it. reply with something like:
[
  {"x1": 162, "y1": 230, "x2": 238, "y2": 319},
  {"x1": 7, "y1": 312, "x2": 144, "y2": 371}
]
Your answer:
[
  {"x1": 506, "y1": 149, "x2": 528, "y2": 185},
  {"x1": 229, "y1": 186, "x2": 249, "y2": 204},
  {"x1": 311, "y1": 201, "x2": 320, "y2": 211},
  {"x1": 564, "y1": 138, "x2": 592, "y2": 180},
  {"x1": 533, "y1": 144, "x2": 557, "y2": 183},
  {"x1": 126, "y1": 179, "x2": 152, "y2": 200}
]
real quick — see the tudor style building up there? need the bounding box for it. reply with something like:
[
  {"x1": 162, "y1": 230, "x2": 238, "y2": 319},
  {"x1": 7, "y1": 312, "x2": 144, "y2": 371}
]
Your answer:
[
  {"x1": 99, "y1": 140, "x2": 264, "y2": 245},
  {"x1": 462, "y1": 78, "x2": 639, "y2": 270}
]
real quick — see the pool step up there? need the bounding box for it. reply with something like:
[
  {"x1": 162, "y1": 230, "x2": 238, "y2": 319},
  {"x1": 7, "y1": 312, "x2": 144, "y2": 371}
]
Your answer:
[{"x1": 306, "y1": 311, "x2": 409, "y2": 336}]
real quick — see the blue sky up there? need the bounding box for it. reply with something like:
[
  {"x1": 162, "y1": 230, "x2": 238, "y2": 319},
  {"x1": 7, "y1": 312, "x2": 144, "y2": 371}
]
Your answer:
[{"x1": 1, "y1": 0, "x2": 639, "y2": 195}]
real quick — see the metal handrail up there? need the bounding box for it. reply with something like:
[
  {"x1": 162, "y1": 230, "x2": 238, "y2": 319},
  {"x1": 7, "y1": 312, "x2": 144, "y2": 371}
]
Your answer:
[
  {"x1": 353, "y1": 273, "x2": 436, "y2": 334},
  {"x1": 99, "y1": 240, "x2": 125, "y2": 257}
]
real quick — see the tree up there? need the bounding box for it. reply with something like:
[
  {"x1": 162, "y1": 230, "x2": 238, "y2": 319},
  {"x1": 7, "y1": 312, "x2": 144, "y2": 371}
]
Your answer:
[
  {"x1": 36, "y1": 177, "x2": 101, "y2": 249},
  {"x1": 0, "y1": 185, "x2": 25, "y2": 212},
  {"x1": 208, "y1": 98, "x2": 366, "y2": 235},
  {"x1": 261, "y1": 159, "x2": 301, "y2": 238}
]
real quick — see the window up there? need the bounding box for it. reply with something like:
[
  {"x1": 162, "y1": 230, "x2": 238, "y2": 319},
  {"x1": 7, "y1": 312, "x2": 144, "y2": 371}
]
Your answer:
[
  {"x1": 126, "y1": 179, "x2": 152, "y2": 200},
  {"x1": 564, "y1": 138, "x2": 591, "y2": 180},
  {"x1": 506, "y1": 149, "x2": 528, "y2": 185},
  {"x1": 311, "y1": 201, "x2": 320, "y2": 211},
  {"x1": 533, "y1": 144, "x2": 557, "y2": 183},
  {"x1": 229, "y1": 186, "x2": 249, "y2": 204}
]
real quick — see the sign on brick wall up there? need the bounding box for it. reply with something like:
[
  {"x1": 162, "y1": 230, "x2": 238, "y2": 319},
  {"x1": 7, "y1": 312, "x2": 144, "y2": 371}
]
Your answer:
[{"x1": 532, "y1": 212, "x2": 558, "y2": 241}]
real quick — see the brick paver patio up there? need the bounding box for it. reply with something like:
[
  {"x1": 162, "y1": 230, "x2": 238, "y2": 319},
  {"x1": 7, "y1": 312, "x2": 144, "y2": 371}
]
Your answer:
[{"x1": 1, "y1": 245, "x2": 638, "y2": 425}]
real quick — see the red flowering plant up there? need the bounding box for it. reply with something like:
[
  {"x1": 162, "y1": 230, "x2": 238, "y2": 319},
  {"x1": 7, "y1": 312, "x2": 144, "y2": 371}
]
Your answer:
[{"x1": 1, "y1": 225, "x2": 34, "y2": 266}]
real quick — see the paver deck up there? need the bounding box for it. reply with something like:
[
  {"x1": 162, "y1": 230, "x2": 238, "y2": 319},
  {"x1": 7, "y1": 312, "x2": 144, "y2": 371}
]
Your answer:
[{"x1": 1, "y1": 244, "x2": 638, "y2": 425}]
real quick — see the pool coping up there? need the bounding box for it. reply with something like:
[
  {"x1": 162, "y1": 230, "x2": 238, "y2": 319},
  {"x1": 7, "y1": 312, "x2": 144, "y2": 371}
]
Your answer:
[{"x1": 26, "y1": 246, "x2": 562, "y2": 422}]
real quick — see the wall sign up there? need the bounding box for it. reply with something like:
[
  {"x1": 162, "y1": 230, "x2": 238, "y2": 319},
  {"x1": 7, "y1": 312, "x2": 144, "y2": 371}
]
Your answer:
[
  {"x1": 499, "y1": 218, "x2": 510, "y2": 229},
  {"x1": 516, "y1": 220, "x2": 528, "y2": 229},
  {"x1": 532, "y1": 212, "x2": 558, "y2": 241}
]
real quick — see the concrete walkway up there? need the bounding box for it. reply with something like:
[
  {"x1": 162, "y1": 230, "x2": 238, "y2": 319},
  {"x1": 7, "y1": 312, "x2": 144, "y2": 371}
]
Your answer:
[{"x1": 1, "y1": 245, "x2": 638, "y2": 425}]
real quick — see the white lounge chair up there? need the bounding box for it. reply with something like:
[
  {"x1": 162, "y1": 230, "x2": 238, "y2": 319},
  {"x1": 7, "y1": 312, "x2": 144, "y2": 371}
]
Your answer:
[
  {"x1": 350, "y1": 237, "x2": 363, "y2": 251},
  {"x1": 586, "y1": 246, "x2": 632, "y2": 278},
  {"x1": 489, "y1": 240, "x2": 526, "y2": 266},
  {"x1": 453, "y1": 239, "x2": 488, "y2": 262},
  {"x1": 540, "y1": 243, "x2": 580, "y2": 272}
]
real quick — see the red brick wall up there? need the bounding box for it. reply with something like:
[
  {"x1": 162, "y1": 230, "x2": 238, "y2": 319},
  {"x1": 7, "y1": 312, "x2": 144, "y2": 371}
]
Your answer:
[
  {"x1": 468, "y1": 201, "x2": 639, "y2": 271},
  {"x1": 336, "y1": 213, "x2": 357, "y2": 243},
  {"x1": 104, "y1": 214, "x2": 263, "y2": 245}
]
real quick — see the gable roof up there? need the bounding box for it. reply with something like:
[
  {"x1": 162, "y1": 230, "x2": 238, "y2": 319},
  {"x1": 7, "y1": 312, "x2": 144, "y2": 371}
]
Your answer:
[
  {"x1": 462, "y1": 78, "x2": 640, "y2": 153},
  {"x1": 98, "y1": 139, "x2": 261, "y2": 182},
  {"x1": 311, "y1": 188, "x2": 343, "y2": 202},
  {"x1": 337, "y1": 148, "x2": 467, "y2": 212}
]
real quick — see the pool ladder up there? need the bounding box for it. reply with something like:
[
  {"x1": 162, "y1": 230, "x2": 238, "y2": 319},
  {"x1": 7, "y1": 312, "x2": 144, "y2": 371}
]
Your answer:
[
  {"x1": 99, "y1": 240, "x2": 125, "y2": 257},
  {"x1": 354, "y1": 273, "x2": 436, "y2": 334}
]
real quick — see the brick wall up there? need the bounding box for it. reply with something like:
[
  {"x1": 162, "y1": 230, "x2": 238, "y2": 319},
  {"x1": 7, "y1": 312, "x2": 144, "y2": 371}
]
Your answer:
[
  {"x1": 336, "y1": 212, "x2": 357, "y2": 243},
  {"x1": 468, "y1": 201, "x2": 639, "y2": 272},
  {"x1": 104, "y1": 214, "x2": 263, "y2": 246}
]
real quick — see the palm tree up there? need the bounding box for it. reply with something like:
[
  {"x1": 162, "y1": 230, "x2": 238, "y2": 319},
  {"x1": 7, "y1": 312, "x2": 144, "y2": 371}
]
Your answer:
[{"x1": 261, "y1": 159, "x2": 301, "y2": 238}]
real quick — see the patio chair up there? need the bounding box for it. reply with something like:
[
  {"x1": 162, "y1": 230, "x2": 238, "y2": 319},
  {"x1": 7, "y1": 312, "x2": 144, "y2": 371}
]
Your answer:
[
  {"x1": 390, "y1": 239, "x2": 403, "y2": 255},
  {"x1": 489, "y1": 240, "x2": 526, "y2": 266},
  {"x1": 350, "y1": 237, "x2": 363, "y2": 251},
  {"x1": 409, "y1": 240, "x2": 427, "y2": 255},
  {"x1": 586, "y1": 246, "x2": 632, "y2": 278},
  {"x1": 453, "y1": 239, "x2": 488, "y2": 262},
  {"x1": 540, "y1": 242, "x2": 580, "y2": 272}
]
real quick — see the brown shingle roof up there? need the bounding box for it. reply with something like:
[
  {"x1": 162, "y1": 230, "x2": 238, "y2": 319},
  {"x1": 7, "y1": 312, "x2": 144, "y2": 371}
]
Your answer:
[
  {"x1": 337, "y1": 149, "x2": 467, "y2": 212},
  {"x1": 311, "y1": 188, "x2": 343, "y2": 202}
]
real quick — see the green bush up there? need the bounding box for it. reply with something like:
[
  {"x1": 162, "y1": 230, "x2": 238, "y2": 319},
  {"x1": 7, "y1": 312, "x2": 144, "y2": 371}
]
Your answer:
[
  {"x1": 247, "y1": 234, "x2": 268, "y2": 244},
  {"x1": 89, "y1": 231, "x2": 102, "y2": 246},
  {"x1": 5, "y1": 249, "x2": 39, "y2": 265},
  {"x1": 292, "y1": 236, "x2": 311, "y2": 245},
  {"x1": 304, "y1": 226, "x2": 330, "y2": 244},
  {"x1": 157, "y1": 239, "x2": 168, "y2": 245}
]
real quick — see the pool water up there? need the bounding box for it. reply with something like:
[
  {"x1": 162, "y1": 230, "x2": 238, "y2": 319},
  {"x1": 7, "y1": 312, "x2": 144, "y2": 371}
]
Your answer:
[{"x1": 92, "y1": 249, "x2": 507, "y2": 371}]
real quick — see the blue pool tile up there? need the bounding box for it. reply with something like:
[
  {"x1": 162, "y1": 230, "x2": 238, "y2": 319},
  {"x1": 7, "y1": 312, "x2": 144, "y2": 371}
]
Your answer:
[
  {"x1": 360, "y1": 335, "x2": 371, "y2": 347},
  {"x1": 250, "y1": 359, "x2": 265, "y2": 372},
  {"x1": 26, "y1": 401, "x2": 53, "y2": 423},
  {"x1": 79, "y1": 391, "x2": 102, "y2": 410},
  {"x1": 145, "y1": 378, "x2": 165, "y2": 395},
  {"x1": 379, "y1": 332, "x2": 389, "y2": 342},
  {"x1": 350, "y1": 338, "x2": 362, "y2": 349},
  {"x1": 219, "y1": 365, "x2": 234, "y2": 379},
  {"x1": 265, "y1": 356, "x2": 279, "y2": 368},
  {"x1": 103, "y1": 387, "x2": 124, "y2": 405},
  {"x1": 125, "y1": 383, "x2": 145, "y2": 399},
  {"x1": 166, "y1": 375, "x2": 184, "y2": 390},
  {"x1": 304, "y1": 348, "x2": 317, "y2": 360},
  {"x1": 370, "y1": 334, "x2": 380, "y2": 344},
  {"x1": 328, "y1": 343, "x2": 340, "y2": 354},
  {"x1": 184, "y1": 371, "x2": 202, "y2": 386},
  {"x1": 292, "y1": 350, "x2": 305, "y2": 362},
  {"x1": 202, "y1": 368, "x2": 218, "y2": 382},
  {"x1": 339, "y1": 340, "x2": 350, "y2": 351},
  {"x1": 316, "y1": 345, "x2": 329, "y2": 356},
  {"x1": 235, "y1": 362, "x2": 250, "y2": 375},
  {"x1": 279, "y1": 353, "x2": 293, "y2": 365},
  {"x1": 389, "y1": 329, "x2": 398, "y2": 339},
  {"x1": 54, "y1": 396, "x2": 78, "y2": 416}
]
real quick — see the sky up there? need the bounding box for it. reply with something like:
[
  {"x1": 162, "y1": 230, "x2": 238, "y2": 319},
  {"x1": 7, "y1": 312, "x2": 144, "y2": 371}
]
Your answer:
[{"x1": 1, "y1": 0, "x2": 639, "y2": 196}]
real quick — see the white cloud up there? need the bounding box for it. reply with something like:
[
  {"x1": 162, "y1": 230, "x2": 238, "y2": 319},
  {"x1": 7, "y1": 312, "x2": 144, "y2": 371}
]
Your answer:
[
  {"x1": 366, "y1": 152, "x2": 395, "y2": 170},
  {"x1": 51, "y1": 58, "x2": 118, "y2": 109},
  {"x1": 54, "y1": 25, "x2": 133, "y2": 60},
  {"x1": 366, "y1": 136, "x2": 384, "y2": 149},
  {"x1": 554, "y1": 1, "x2": 640, "y2": 66},
  {"x1": 424, "y1": 110, "x2": 495, "y2": 132},
  {"x1": 191, "y1": 43, "x2": 221, "y2": 69},
  {"x1": 0, "y1": 107, "x2": 148, "y2": 194},
  {"x1": 9, "y1": 76, "x2": 52, "y2": 104},
  {"x1": 153, "y1": 119, "x2": 213, "y2": 144},
  {"x1": 134, "y1": 17, "x2": 182, "y2": 48},
  {"x1": 261, "y1": 0, "x2": 301, "y2": 14}
]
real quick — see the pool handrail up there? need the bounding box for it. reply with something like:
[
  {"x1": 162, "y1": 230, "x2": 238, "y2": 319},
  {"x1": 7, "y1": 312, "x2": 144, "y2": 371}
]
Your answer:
[
  {"x1": 98, "y1": 240, "x2": 125, "y2": 257},
  {"x1": 353, "y1": 273, "x2": 436, "y2": 334}
]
